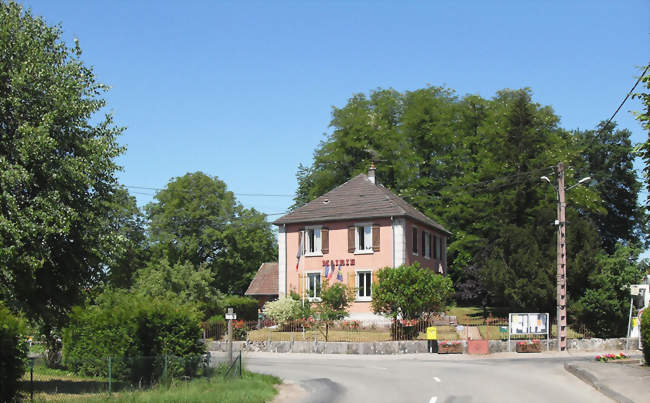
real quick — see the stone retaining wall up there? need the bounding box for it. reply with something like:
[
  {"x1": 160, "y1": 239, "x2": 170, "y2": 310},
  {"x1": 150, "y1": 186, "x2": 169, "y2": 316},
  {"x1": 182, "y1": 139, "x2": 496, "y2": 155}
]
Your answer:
[{"x1": 206, "y1": 337, "x2": 638, "y2": 355}]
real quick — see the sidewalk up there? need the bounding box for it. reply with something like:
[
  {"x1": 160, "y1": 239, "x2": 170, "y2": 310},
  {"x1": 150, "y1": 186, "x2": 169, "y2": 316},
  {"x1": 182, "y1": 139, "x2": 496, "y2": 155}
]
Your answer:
[{"x1": 564, "y1": 359, "x2": 650, "y2": 403}]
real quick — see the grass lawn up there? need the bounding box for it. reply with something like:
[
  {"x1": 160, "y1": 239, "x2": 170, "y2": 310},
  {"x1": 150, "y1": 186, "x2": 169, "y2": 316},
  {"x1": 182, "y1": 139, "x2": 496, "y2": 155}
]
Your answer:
[
  {"x1": 246, "y1": 325, "x2": 459, "y2": 342},
  {"x1": 19, "y1": 364, "x2": 280, "y2": 402}
]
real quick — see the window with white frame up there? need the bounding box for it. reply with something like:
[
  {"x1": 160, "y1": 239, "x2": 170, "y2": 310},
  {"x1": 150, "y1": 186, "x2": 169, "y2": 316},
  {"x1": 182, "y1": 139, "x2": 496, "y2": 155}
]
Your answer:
[
  {"x1": 306, "y1": 272, "x2": 321, "y2": 300},
  {"x1": 355, "y1": 224, "x2": 373, "y2": 253},
  {"x1": 304, "y1": 226, "x2": 322, "y2": 255},
  {"x1": 423, "y1": 231, "x2": 432, "y2": 259},
  {"x1": 356, "y1": 271, "x2": 372, "y2": 301}
]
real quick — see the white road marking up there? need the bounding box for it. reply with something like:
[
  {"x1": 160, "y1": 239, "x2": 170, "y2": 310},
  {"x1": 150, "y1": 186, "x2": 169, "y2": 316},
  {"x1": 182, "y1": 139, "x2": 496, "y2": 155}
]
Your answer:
[
  {"x1": 433, "y1": 376, "x2": 441, "y2": 383},
  {"x1": 367, "y1": 366, "x2": 388, "y2": 370},
  {"x1": 429, "y1": 397, "x2": 438, "y2": 403}
]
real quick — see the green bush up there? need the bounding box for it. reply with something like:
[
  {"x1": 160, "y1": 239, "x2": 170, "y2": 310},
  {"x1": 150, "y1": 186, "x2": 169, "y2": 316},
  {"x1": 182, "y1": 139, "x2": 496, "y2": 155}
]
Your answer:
[
  {"x1": 63, "y1": 290, "x2": 204, "y2": 383},
  {"x1": 263, "y1": 297, "x2": 302, "y2": 324},
  {"x1": 642, "y1": 309, "x2": 650, "y2": 365},
  {"x1": 221, "y1": 295, "x2": 259, "y2": 321},
  {"x1": 0, "y1": 303, "x2": 27, "y2": 402}
]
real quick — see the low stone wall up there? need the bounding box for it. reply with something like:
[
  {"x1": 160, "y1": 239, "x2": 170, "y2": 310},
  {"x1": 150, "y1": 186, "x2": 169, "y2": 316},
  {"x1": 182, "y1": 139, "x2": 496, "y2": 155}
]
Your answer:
[{"x1": 206, "y1": 337, "x2": 639, "y2": 355}]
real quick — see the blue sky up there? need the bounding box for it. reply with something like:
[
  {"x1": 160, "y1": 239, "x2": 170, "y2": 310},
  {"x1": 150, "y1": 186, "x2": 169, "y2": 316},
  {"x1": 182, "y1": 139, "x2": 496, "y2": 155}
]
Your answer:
[{"x1": 18, "y1": 1, "x2": 650, "y2": 221}]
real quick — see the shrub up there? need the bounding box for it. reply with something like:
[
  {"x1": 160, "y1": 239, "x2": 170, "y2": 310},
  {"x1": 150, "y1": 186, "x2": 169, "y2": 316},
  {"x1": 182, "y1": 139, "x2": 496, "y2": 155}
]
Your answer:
[
  {"x1": 63, "y1": 290, "x2": 204, "y2": 383},
  {"x1": 263, "y1": 297, "x2": 302, "y2": 324},
  {"x1": 221, "y1": 295, "x2": 259, "y2": 321},
  {"x1": 372, "y1": 263, "x2": 454, "y2": 321},
  {"x1": 642, "y1": 309, "x2": 650, "y2": 365},
  {"x1": 0, "y1": 304, "x2": 27, "y2": 402}
]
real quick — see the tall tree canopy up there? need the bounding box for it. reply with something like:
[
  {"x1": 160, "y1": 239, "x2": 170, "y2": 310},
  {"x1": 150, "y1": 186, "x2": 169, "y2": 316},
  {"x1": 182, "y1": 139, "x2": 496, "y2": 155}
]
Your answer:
[
  {"x1": 0, "y1": 1, "x2": 130, "y2": 345},
  {"x1": 145, "y1": 172, "x2": 277, "y2": 294},
  {"x1": 295, "y1": 86, "x2": 646, "y2": 319}
]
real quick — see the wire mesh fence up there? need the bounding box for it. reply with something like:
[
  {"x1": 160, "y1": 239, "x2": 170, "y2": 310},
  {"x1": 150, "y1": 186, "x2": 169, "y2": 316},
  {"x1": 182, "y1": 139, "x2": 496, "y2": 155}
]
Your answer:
[{"x1": 20, "y1": 353, "x2": 217, "y2": 400}]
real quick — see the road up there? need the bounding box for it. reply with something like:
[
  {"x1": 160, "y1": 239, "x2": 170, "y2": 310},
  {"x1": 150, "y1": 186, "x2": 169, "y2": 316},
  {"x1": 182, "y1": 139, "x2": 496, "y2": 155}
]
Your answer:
[{"x1": 214, "y1": 352, "x2": 612, "y2": 403}]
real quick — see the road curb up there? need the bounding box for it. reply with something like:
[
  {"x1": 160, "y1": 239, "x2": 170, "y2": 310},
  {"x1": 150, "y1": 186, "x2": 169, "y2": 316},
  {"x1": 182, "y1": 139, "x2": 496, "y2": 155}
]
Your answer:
[{"x1": 563, "y1": 362, "x2": 634, "y2": 403}]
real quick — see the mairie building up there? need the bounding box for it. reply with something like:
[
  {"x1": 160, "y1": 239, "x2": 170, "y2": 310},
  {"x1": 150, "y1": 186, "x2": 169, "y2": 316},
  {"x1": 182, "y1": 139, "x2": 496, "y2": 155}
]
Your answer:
[{"x1": 269, "y1": 164, "x2": 451, "y2": 320}]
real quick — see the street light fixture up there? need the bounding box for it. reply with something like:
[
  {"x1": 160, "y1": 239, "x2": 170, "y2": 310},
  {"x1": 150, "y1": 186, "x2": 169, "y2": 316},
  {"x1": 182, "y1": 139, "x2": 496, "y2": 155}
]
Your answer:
[{"x1": 541, "y1": 164, "x2": 590, "y2": 351}]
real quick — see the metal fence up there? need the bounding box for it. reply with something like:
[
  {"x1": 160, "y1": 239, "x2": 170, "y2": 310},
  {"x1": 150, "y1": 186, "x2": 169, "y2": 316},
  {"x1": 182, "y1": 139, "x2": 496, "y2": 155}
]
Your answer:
[
  {"x1": 201, "y1": 316, "x2": 594, "y2": 343},
  {"x1": 20, "y1": 353, "x2": 220, "y2": 400}
]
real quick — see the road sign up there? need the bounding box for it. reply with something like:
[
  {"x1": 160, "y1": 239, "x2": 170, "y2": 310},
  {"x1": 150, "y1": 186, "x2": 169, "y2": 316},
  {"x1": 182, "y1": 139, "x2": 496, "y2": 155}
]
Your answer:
[
  {"x1": 426, "y1": 327, "x2": 437, "y2": 340},
  {"x1": 226, "y1": 313, "x2": 237, "y2": 320}
]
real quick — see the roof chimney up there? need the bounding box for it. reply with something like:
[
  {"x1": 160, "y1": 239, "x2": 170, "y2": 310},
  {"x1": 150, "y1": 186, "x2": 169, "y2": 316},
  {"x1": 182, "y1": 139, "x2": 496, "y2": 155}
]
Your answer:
[{"x1": 368, "y1": 161, "x2": 376, "y2": 184}]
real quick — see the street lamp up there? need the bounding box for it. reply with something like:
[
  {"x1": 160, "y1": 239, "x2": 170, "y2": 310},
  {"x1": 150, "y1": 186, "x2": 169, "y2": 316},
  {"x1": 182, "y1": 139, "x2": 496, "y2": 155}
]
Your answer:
[{"x1": 541, "y1": 163, "x2": 590, "y2": 351}]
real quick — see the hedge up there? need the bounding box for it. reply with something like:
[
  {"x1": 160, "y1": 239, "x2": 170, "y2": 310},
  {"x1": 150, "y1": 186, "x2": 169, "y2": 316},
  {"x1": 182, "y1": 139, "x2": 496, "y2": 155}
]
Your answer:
[
  {"x1": 220, "y1": 295, "x2": 258, "y2": 321},
  {"x1": 63, "y1": 291, "x2": 204, "y2": 383},
  {"x1": 0, "y1": 303, "x2": 27, "y2": 402}
]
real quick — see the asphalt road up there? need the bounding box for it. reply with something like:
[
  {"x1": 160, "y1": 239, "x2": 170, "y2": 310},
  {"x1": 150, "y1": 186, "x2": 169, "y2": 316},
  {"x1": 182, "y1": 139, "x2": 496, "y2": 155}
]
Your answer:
[{"x1": 215, "y1": 352, "x2": 612, "y2": 403}]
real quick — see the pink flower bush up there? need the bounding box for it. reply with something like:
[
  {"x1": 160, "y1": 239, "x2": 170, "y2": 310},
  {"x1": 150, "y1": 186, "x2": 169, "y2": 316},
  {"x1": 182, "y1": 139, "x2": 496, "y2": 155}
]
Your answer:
[{"x1": 595, "y1": 352, "x2": 627, "y2": 362}]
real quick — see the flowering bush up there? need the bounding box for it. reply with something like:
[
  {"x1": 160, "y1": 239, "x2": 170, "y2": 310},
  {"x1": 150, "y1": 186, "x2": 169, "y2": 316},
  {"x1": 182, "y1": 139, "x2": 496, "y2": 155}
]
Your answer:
[
  {"x1": 516, "y1": 339, "x2": 541, "y2": 346},
  {"x1": 440, "y1": 340, "x2": 462, "y2": 346},
  {"x1": 399, "y1": 319, "x2": 418, "y2": 327},
  {"x1": 263, "y1": 297, "x2": 302, "y2": 324},
  {"x1": 342, "y1": 320, "x2": 361, "y2": 330},
  {"x1": 298, "y1": 317, "x2": 315, "y2": 329},
  {"x1": 595, "y1": 352, "x2": 627, "y2": 362}
]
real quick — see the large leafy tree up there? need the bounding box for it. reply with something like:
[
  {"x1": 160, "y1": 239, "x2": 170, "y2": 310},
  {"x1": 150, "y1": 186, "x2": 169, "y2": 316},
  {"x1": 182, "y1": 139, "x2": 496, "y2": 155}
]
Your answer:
[
  {"x1": 145, "y1": 172, "x2": 277, "y2": 294},
  {"x1": 295, "y1": 86, "x2": 644, "y2": 314},
  {"x1": 0, "y1": 2, "x2": 127, "y2": 354}
]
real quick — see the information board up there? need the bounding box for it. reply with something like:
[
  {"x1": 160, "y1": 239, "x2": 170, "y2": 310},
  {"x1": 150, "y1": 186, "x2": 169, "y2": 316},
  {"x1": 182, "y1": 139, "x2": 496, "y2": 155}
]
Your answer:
[
  {"x1": 509, "y1": 313, "x2": 548, "y2": 334},
  {"x1": 508, "y1": 313, "x2": 549, "y2": 352}
]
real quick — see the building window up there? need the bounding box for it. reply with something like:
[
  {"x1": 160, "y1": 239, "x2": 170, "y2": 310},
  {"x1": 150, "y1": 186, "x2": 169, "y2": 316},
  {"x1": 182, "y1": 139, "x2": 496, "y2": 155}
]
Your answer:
[
  {"x1": 412, "y1": 227, "x2": 418, "y2": 255},
  {"x1": 423, "y1": 231, "x2": 431, "y2": 259},
  {"x1": 304, "y1": 227, "x2": 321, "y2": 255},
  {"x1": 356, "y1": 271, "x2": 372, "y2": 301},
  {"x1": 306, "y1": 272, "x2": 321, "y2": 300},
  {"x1": 355, "y1": 224, "x2": 373, "y2": 253},
  {"x1": 434, "y1": 235, "x2": 440, "y2": 259}
]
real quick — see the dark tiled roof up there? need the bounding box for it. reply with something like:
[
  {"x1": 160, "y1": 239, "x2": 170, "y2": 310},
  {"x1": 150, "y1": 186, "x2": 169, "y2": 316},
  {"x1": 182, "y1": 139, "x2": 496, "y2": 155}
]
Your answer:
[
  {"x1": 245, "y1": 262, "x2": 278, "y2": 296},
  {"x1": 273, "y1": 174, "x2": 451, "y2": 235}
]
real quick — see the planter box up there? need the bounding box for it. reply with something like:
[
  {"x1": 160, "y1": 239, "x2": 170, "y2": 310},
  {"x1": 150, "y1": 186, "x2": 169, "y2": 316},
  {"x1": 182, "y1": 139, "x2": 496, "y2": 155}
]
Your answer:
[
  {"x1": 438, "y1": 343, "x2": 463, "y2": 354},
  {"x1": 516, "y1": 343, "x2": 542, "y2": 353}
]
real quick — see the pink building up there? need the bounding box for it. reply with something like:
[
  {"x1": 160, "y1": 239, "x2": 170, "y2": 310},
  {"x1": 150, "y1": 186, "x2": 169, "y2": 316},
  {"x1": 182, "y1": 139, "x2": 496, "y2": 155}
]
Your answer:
[{"x1": 272, "y1": 165, "x2": 450, "y2": 319}]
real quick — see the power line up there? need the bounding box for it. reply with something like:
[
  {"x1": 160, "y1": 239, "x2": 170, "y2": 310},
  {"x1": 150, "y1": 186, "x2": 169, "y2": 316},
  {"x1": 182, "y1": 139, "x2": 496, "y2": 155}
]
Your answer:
[
  {"x1": 123, "y1": 185, "x2": 293, "y2": 197},
  {"x1": 596, "y1": 63, "x2": 649, "y2": 137}
]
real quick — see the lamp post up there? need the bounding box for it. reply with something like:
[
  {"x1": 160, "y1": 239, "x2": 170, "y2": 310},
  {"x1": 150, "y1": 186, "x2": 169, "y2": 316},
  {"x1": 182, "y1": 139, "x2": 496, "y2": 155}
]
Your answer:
[{"x1": 541, "y1": 163, "x2": 590, "y2": 351}]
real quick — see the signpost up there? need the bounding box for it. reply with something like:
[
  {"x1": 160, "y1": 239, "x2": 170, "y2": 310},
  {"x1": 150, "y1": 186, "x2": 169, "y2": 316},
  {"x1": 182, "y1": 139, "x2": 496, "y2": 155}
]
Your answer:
[
  {"x1": 508, "y1": 313, "x2": 550, "y2": 352},
  {"x1": 226, "y1": 308, "x2": 236, "y2": 364}
]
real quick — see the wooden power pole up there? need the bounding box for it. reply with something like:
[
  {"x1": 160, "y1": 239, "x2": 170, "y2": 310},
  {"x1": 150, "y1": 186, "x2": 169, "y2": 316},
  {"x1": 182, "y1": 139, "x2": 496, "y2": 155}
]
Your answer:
[{"x1": 556, "y1": 163, "x2": 567, "y2": 351}]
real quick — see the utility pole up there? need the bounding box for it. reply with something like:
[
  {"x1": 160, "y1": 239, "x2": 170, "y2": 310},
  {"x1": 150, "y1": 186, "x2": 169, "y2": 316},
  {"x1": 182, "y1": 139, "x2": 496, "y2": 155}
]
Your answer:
[{"x1": 556, "y1": 163, "x2": 567, "y2": 351}]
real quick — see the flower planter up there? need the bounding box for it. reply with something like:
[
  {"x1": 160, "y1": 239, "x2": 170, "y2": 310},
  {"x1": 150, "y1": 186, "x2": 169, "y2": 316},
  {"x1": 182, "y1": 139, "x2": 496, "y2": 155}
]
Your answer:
[
  {"x1": 516, "y1": 343, "x2": 542, "y2": 353},
  {"x1": 438, "y1": 342, "x2": 463, "y2": 354}
]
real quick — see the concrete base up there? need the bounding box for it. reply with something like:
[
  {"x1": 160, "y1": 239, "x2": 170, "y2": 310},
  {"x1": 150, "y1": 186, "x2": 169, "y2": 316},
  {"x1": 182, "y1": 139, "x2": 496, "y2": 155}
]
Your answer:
[{"x1": 205, "y1": 337, "x2": 640, "y2": 355}]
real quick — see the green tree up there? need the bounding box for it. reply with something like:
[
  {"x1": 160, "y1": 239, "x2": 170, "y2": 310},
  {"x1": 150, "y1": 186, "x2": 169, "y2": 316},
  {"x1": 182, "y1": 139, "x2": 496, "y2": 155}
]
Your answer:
[
  {"x1": 571, "y1": 244, "x2": 644, "y2": 338},
  {"x1": 145, "y1": 172, "x2": 277, "y2": 294},
  {"x1": 132, "y1": 258, "x2": 222, "y2": 319},
  {"x1": 0, "y1": 2, "x2": 127, "y2": 358},
  {"x1": 575, "y1": 123, "x2": 646, "y2": 253},
  {"x1": 371, "y1": 263, "x2": 454, "y2": 320},
  {"x1": 105, "y1": 187, "x2": 149, "y2": 288},
  {"x1": 631, "y1": 66, "x2": 649, "y2": 204},
  {"x1": 312, "y1": 280, "x2": 354, "y2": 341}
]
